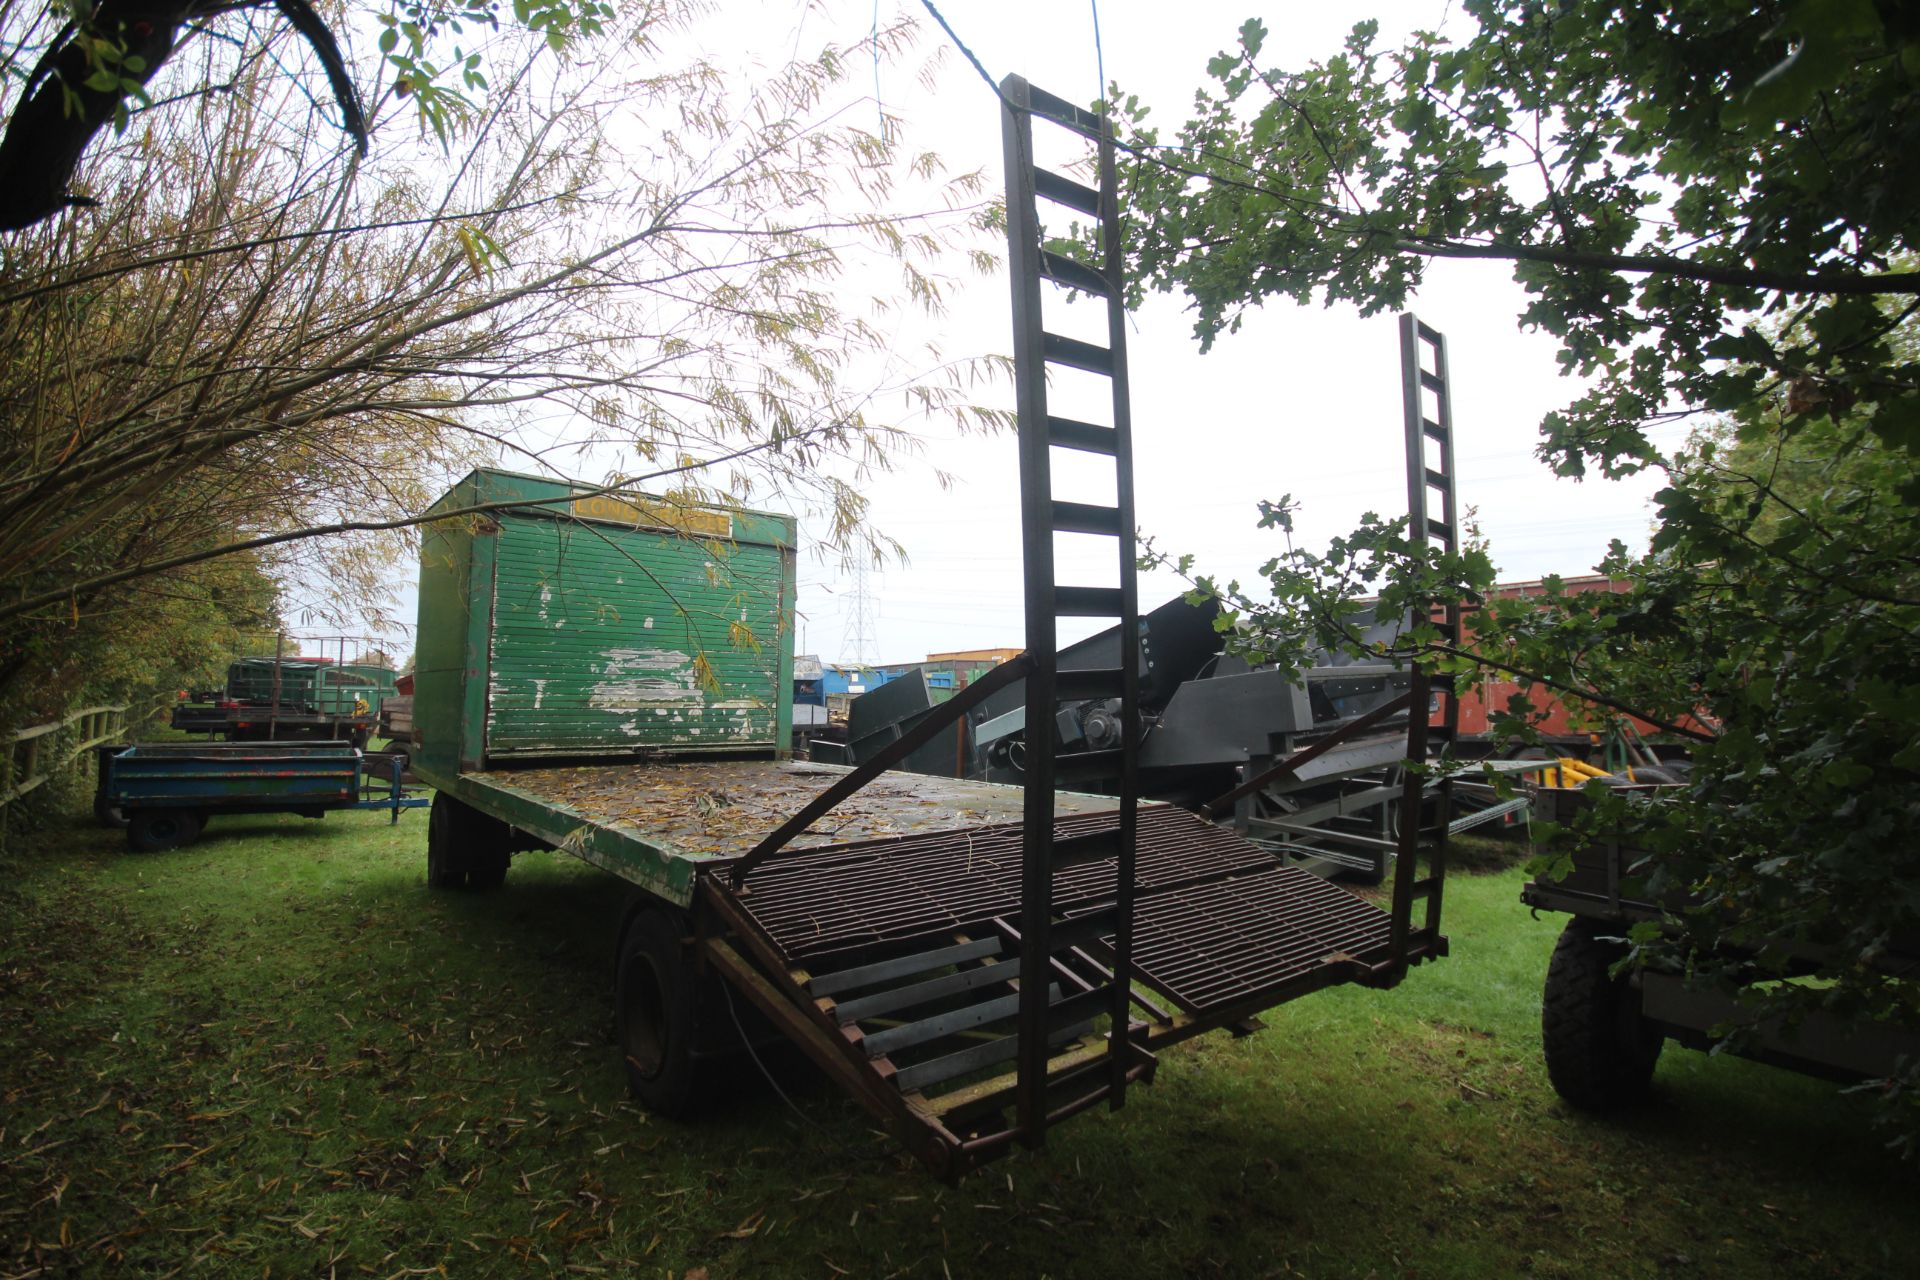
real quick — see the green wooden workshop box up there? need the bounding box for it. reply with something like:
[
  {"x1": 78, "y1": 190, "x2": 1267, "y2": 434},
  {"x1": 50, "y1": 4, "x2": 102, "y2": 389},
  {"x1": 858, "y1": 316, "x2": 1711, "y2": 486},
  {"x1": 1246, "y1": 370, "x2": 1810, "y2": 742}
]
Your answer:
[{"x1": 412, "y1": 469, "x2": 797, "y2": 774}]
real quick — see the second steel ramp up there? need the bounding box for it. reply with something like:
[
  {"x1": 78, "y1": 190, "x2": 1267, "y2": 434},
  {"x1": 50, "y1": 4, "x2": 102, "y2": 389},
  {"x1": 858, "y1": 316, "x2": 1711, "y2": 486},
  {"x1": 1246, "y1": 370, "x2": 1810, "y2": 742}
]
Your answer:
[{"x1": 718, "y1": 803, "x2": 1426, "y2": 1042}]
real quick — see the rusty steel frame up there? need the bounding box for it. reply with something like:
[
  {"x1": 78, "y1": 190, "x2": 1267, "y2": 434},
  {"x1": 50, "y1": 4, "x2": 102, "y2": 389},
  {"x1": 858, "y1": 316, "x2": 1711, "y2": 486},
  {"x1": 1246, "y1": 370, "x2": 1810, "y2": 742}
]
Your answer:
[{"x1": 693, "y1": 800, "x2": 1414, "y2": 1178}]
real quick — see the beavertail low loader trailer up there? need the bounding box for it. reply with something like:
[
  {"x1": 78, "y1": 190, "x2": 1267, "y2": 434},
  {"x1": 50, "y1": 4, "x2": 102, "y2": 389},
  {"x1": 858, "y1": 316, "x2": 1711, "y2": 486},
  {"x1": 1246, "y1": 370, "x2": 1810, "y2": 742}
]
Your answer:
[{"x1": 409, "y1": 469, "x2": 1447, "y2": 1179}]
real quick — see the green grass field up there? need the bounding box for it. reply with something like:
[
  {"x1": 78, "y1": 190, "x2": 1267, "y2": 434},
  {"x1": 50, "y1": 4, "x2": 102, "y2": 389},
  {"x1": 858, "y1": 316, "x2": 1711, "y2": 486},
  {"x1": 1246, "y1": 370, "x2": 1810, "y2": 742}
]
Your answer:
[{"x1": 1, "y1": 805, "x2": 1913, "y2": 1279}]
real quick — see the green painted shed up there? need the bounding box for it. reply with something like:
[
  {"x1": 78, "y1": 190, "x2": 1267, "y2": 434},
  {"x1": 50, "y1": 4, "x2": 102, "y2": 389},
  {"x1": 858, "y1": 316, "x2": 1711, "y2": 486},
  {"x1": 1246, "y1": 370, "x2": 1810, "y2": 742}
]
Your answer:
[{"x1": 412, "y1": 469, "x2": 796, "y2": 775}]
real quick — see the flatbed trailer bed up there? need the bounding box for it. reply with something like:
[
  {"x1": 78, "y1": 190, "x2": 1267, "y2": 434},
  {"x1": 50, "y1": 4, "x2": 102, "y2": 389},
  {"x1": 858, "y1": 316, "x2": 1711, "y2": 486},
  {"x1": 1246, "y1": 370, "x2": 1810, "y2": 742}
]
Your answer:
[
  {"x1": 427, "y1": 755, "x2": 1417, "y2": 1178},
  {"x1": 448, "y1": 759, "x2": 1117, "y2": 901},
  {"x1": 170, "y1": 702, "x2": 378, "y2": 744},
  {"x1": 459, "y1": 758, "x2": 1398, "y2": 991}
]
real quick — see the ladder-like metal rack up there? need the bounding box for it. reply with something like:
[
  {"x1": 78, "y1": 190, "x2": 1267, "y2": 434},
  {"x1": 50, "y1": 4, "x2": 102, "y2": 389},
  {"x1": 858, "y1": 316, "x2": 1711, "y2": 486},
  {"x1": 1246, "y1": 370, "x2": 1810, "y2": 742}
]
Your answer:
[
  {"x1": 1383, "y1": 314, "x2": 1462, "y2": 973},
  {"x1": 1000, "y1": 74, "x2": 1148, "y2": 1145}
]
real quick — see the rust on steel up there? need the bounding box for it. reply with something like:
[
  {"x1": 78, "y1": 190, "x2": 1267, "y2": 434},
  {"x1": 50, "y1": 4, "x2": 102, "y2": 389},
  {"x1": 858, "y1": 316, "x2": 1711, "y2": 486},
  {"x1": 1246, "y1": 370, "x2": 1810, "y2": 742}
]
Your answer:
[
  {"x1": 721, "y1": 804, "x2": 1403, "y2": 1015},
  {"x1": 734, "y1": 806, "x2": 1267, "y2": 965}
]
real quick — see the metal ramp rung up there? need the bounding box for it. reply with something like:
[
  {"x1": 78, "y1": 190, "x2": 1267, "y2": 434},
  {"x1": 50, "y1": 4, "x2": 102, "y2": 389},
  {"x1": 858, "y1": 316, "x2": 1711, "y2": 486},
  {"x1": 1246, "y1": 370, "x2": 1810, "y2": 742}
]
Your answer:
[
  {"x1": 1039, "y1": 251, "x2": 1111, "y2": 296},
  {"x1": 812, "y1": 937, "x2": 1127, "y2": 1109},
  {"x1": 894, "y1": 1015, "x2": 1103, "y2": 1098},
  {"x1": 1043, "y1": 332, "x2": 1114, "y2": 374},
  {"x1": 803, "y1": 926, "x2": 1122, "y2": 1101},
  {"x1": 807, "y1": 936, "x2": 1000, "y2": 997},
  {"x1": 1054, "y1": 586, "x2": 1124, "y2": 616},
  {"x1": 1047, "y1": 415, "x2": 1116, "y2": 454},
  {"x1": 858, "y1": 985, "x2": 1058, "y2": 1059},
  {"x1": 927, "y1": 1037, "x2": 1120, "y2": 1121},
  {"x1": 1053, "y1": 667, "x2": 1125, "y2": 700},
  {"x1": 1025, "y1": 905, "x2": 1121, "y2": 955},
  {"x1": 829, "y1": 955, "x2": 1012, "y2": 1024},
  {"x1": 1023, "y1": 82, "x2": 1104, "y2": 136},
  {"x1": 1034, "y1": 168, "x2": 1100, "y2": 214},
  {"x1": 1052, "y1": 500, "x2": 1124, "y2": 536}
]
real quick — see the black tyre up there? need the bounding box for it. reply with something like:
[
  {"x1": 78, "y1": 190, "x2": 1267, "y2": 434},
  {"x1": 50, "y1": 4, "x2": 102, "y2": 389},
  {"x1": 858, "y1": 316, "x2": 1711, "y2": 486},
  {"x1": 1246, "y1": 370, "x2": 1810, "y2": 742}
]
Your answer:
[
  {"x1": 467, "y1": 846, "x2": 510, "y2": 891},
  {"x1": 1541, "y1": 917, "x2": 1665, "y2": 1110},
  {"x1": 616, "y1": 908, "x2": 701, "y2": 1117},
  {"x1": 426, "y1": 793, "x2": 469, "y2": 889},
  {"x1": 463, "y1": 803, "x2": 513, "y2": 891},
  {"x1": 127, "y1": 809, "x2": 202, "y2": 853},
  {"x1": 427, "y1": 793, "x2": 513, "y2": 891}
]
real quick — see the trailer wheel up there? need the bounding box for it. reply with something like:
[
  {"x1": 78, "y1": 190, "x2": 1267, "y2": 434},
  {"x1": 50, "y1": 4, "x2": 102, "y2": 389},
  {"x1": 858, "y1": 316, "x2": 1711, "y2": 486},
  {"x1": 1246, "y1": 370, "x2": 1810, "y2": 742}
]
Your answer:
[
  {"x1": 1541, "y1": 917, "x2": 1664, "y2": 1110},
  {"x1": 427, "y1": 794, "x2": 513, "y2": 891},
  {"x1": 616, "y1": 908, "x2": 700, "y2": 1117},
  {"x1": 127, "y1": 809, "x2": 202, "y2": 853},
  {"x1": 461, "y1": 803, "x2": 514, "y2": 891},
  {"x1": 467, "y1": 846, "x2": 510, "y2": 892},
  {"x1": 427, "y1": 793, "x2": 470, "y2": 889}
]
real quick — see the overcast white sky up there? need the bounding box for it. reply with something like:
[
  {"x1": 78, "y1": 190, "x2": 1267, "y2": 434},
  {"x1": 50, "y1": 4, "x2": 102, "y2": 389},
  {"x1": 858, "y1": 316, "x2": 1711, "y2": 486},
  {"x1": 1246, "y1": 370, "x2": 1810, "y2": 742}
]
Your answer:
[
  {"x1": 288, "y1": 2, "x2": 1679, "y2": 665},
  {"x1": 772, "y1": 1, "x2": 1676, "y2": 666}
]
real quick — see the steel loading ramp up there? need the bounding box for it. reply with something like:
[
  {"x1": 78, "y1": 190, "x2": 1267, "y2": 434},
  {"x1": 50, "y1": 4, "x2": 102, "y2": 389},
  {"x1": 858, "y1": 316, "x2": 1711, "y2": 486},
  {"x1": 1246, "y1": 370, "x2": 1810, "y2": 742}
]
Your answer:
[{"x1": 698, "y1": 804, "x2": 1440, "y2": 1179}]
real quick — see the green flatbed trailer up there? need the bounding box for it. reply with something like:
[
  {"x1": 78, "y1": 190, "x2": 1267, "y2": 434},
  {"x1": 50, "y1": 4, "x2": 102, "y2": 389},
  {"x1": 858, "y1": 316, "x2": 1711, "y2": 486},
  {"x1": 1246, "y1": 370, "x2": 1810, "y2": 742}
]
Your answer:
[
  {"x1": 409, "y1": 468, "x2": 1441, "y2": 1180},
  {"x1": 171, "y1": 658, "x2": 398, "y2": 745}
]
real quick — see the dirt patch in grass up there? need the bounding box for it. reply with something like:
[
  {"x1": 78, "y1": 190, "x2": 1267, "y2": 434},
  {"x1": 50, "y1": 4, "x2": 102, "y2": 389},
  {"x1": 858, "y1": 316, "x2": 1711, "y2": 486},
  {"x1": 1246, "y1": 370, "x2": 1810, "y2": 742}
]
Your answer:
[{"x1": 0, "y1": 807, "x2": 1913, "y2": 1278}]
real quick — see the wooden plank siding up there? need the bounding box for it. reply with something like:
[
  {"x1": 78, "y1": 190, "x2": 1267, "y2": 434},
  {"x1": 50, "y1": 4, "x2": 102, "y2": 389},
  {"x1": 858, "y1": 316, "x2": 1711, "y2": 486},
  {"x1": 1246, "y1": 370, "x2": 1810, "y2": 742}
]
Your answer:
[
  {"x1": 484, "y1": 514, "x2": 788, "y2": 755},
  {"x1": 411, "y1": 468, "x2": 797, "y2": 778}
]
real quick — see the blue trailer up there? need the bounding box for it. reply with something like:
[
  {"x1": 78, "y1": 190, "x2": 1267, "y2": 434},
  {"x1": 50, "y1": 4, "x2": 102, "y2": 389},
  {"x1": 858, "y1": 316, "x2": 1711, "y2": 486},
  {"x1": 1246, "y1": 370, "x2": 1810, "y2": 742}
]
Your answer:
[{"x1": 98, "y1": 742, "x2": 427, "y2": 851}]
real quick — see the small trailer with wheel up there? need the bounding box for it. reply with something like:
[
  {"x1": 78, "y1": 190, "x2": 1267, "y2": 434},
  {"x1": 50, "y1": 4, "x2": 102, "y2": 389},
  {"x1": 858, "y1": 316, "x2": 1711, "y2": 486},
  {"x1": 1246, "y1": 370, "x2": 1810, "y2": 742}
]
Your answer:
[
  {"x1": 1523, "y1": 784, "x2": 1920, "y2": 1108},
  {"x1": 97, "y1": 741, "x2": 426, "y2": 851}
]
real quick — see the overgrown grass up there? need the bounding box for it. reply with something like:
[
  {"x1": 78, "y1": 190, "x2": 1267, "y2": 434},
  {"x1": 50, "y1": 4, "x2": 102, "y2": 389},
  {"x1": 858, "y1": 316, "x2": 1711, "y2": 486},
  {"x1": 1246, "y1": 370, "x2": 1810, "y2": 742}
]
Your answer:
[{"x1": 1, "y1": 810, "x2": 1912, "y2": 1278}]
